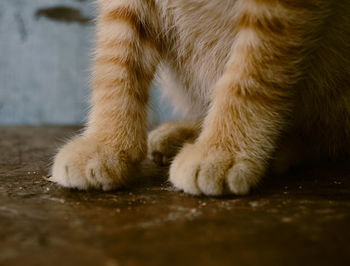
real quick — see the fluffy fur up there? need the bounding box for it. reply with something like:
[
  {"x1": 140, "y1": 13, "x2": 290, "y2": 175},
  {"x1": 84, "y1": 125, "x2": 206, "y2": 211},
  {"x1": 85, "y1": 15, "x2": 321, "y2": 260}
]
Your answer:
[{"x1": 51, "y1": 0, "x2": 350, "y2": 195}]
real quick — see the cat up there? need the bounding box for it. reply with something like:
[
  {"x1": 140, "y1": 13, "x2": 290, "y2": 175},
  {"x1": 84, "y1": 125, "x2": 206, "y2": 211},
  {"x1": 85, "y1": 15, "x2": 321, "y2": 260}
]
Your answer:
[{"x1": 51, "y1": 0, "x2": 350, "y2": 196}]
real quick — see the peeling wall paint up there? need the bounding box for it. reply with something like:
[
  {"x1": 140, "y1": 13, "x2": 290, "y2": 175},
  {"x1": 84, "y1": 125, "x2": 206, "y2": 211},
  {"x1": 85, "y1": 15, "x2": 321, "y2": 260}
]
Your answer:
[
  {"x1": 0, "y1": 0, "x2": 174, "y2": 126},
  {"x1": 35, "y1": 6, "x2": 92, "y2": 24}
]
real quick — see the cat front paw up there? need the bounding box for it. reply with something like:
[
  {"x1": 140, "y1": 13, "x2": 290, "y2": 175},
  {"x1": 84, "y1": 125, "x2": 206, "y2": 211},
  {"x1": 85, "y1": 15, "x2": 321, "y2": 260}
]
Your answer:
[
  {"x1": 169, "y1": 144, "x2": 262, "y2": 196},
  {"x1": 51, "y1": 137, "x2": 137, "y2": 191}
]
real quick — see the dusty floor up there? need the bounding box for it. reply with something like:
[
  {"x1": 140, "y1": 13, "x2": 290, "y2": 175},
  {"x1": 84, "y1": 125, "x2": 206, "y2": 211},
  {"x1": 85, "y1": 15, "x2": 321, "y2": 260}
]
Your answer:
[{"x1": 1, "y1": 126, "x2": 350, "y2": 266}]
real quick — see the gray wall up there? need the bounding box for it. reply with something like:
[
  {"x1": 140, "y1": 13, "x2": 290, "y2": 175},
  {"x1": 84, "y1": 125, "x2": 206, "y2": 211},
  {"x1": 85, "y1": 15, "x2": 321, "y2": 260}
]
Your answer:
[{"x1": 0, "y1": 0, "x2": 174, "y2": 126}]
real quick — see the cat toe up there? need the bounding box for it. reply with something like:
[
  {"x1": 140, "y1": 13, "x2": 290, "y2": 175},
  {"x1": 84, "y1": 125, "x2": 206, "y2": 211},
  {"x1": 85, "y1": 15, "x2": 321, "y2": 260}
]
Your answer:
[
  {"x1": 225, "y1": 161, "x2": 260, "y2": 195},
  {"x1": 150, "y1": 151, "x2": 170, "y2": 166},
  {"x1": 169, "y1": 144, "x2": 203, "y2": 194}
]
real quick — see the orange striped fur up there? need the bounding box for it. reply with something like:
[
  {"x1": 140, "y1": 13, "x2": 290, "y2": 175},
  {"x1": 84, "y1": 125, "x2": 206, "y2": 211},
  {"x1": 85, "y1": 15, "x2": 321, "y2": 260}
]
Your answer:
[{"x1": 52, "y1": 0, "x2": 350, "y2": 195}]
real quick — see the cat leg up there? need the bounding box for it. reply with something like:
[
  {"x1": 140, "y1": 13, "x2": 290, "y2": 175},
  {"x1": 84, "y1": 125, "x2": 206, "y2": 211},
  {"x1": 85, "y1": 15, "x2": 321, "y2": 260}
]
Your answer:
[
  {"x1": 148, "y1": 121, "x2": 200, "y2": 166},
  {"x1": 51, "y1": 0, "x2": 160, "y2": 190},
  {"x1": 170, "y1": 1, "x2": 321, "y2": 195}
]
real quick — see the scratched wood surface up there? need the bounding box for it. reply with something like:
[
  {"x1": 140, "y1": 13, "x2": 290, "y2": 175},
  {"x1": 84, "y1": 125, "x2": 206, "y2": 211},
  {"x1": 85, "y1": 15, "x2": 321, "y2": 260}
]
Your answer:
[{"x1": 1, "y1": 126, "x2": 350, "y2": 266}]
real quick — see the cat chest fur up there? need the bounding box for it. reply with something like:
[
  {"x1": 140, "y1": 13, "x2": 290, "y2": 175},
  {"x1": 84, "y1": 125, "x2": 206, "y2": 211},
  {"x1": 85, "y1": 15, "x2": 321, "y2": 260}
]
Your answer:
[{"x1": 155, "y1": 0, "x2": 239, "y2": 120}]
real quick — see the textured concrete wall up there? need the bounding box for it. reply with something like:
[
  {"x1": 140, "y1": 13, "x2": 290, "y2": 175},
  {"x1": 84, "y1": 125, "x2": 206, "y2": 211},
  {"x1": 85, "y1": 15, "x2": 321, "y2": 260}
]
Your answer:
[{"x1": 0, "y1": 0, "x2": 174, "y2": 125}]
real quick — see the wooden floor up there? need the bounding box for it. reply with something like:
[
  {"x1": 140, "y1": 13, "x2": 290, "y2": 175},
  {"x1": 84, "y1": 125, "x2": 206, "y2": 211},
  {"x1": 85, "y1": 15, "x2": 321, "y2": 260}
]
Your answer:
[{"x1": 1, "y1": 126, "x2": 350, "y2": 266}]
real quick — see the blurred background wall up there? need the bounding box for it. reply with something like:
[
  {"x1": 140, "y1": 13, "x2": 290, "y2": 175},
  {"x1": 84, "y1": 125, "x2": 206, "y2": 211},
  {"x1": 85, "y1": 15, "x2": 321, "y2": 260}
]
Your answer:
[{"x1": 0, "y1": 0, "x2": 174, "y2": 126}]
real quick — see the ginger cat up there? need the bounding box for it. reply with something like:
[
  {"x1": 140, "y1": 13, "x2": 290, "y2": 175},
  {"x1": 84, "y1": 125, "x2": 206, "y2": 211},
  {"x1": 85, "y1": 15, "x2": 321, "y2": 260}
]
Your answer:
[{"x1": 51, "y1": 0, "x2": 350, "y2": 196}]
